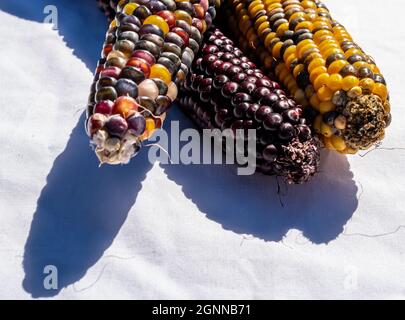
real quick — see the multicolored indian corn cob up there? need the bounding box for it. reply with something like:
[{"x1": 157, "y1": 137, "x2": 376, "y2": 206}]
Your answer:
[
  {"x1": 86, "y1": 0, "x2": 222, "y2": 164},
  {"x1": 225, "y1": 0, "x2": 391, "y2": 154},
  {"x1": 178, "y1": 28, "x2": 320, "y2": 183}
]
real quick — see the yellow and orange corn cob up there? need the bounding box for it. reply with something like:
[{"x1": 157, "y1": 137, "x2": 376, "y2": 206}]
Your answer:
[{"x1": 226, "y1": 0, "x2": 391, "y2": 154}]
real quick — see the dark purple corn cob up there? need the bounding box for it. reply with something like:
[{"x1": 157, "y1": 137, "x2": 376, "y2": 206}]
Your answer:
[
  {"x1": 178, "y1": 28, "x2": 320, "y2": 184},
  {"x1": 87, "y1": 0, "x2": 221, "y2": 164}
]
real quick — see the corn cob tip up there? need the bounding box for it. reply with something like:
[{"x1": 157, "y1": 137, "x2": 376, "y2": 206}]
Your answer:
[
  {"x1": 92, "y1": 129, "x2": 142, "y2": 165},
  {"x1": 340, "y1": 94, "x2": 389, "y2": 150},
  {"x1": 277, "y1": 136, "x2": 320, "y2": 184}
]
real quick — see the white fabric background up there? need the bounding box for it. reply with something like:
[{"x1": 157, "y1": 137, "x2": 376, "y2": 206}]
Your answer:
[{"x1": 0, "y1": 0, "x2": 404, "y2": 299}]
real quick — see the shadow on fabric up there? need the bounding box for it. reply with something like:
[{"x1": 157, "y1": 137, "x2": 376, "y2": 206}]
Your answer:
[
  {"x1": 161, "y1": 110, "x2": 358, "y2": 245},
  {"x1": 22, "y1": 114, "x2": 152, "y2": 298}
]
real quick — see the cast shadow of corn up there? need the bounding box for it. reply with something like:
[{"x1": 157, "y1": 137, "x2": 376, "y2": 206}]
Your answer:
[
  {"x1": 161, "y1": 108, "x2": 358, "y2": 245},
  {"x1": 22, "y1": 114, "x2": 152, "y2": 298}
]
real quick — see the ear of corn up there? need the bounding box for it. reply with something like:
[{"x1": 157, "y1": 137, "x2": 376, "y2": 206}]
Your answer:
[
  {"x1": 226, "y1": 0, "x2": 391, "y2": 154},
  {"x1": 178, "y1": 27, "x2": 320, "y2": 184},
  {"x1": 87, "y1": 0, "x2": 222, "y2": 164}
]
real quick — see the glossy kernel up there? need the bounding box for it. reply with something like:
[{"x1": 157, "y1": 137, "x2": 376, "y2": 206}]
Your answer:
[
  {"x1": 150, "y1": 64, "x2": 172, "y2": 84},
  {"x1": 314, "y1": 73, "x2": 330, "y2": 91},
  {"x1": 143, "y1": 15, "x2": 170, "y2": 35},
  {"x1": 331, "y1": 135, "x2": 346, "y2": 151},
  {"x1": 327, "y1": 73, "x2": 343, "y2": 91},
  {"x1": 317, "y1": 86, "x2": 333, "y2": 102},
  {"x1": 123, "y1": 3, "x2": 139, "y2": 15},
  {"x1": 373, "y1": 83, "x2": 388, "y2": 101},
  {"x1": 342, "y1": 75, "x2": 360, "y2": 91}
]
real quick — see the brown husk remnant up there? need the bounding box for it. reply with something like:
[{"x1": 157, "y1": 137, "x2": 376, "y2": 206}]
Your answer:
[
  {"x1": 277, "y1": 137, "x2": 321, "y2": 184},
  {"x1": 340, "y1": 94, "x2": 389, "y2": 150}
]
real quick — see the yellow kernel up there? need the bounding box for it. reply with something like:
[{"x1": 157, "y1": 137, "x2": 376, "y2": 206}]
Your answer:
[
  {"x1": 314, "y1": 73, "x2": 330, "y2": 91},
  {"x1": 310, "y1": 66, "x2": 328, "y2": 83},
  {"x1": 298, "y1": 43, "x2": 318, "y2": 59},
  {"x1": 317, "y1": 86, "x2": 334, "y2": 102},
  {"x1": 250, "y1": 4, "x2": 265, "y2": 17},
  {"x1": 296, "y1": 39, "x2": 314, "y2": 55},
  {"x1": 272, "y1": 41, "x2": 283, "y2": 59},
  {"x1": 174, "y1": 10, "x2": 193, "y2": 25},
  {"x1": 143, "y1": 15, "x2": 170, "y2": 35},
  {"x1": 327, "y1": 73, "x2": 343, "y2": 91},
  {"x1": 331, "y1": 135, "x2": 347, "y2": 151},
  {"x1": 267, "y1": 3, "x2": 283, "y2": 13},
  {"x1": 301, "y1": 0, "x2": 317, "y2": 9},
  {"x1": 295, "y1": 21, "x2": 313, "y2": 31},
  {"x1": 373, "y1": 83, "x2": 388, "y2": 101},
  {"x1": 310, "y1": 94, "x2": 321, "y2": 110},
  {"x1": 257, "y1": 21, "x2": 270, "y2": 35},
  {"x1": 319, "y1": 101, "x2": 336, "y2": 113},
  {"x1": 308, "y1": 58, "x2": 326, "y2": 73},
  {"x1": 123, "y1": 3, "x2": 139, "y2": 15},
  {"x1": 359, "y1": 78, "x2": 375, "y2": 93},
  {"x1": 150, "y1": 64, "x2": 172, "y2": 84},
  {"x1": 313, "y1": 115, "x2": 323, "y2": 133},
  {"x1": 293, "y1": 64, "x2": 305, "y2": 78},
  {"x1": 140, "y1": 118, "x2": 156, "y2": 141},
  {"x1": 276, "y1": 22, "x2": 290, "y2": 37},
  {"x1": 313, "y1": 29, "x2": 333, "y2": 43},
  {"x1": 289, "y1": 11, "x2": 305, "y2": 21},
  {"x1": 321, "y1": 122, "x2": 334, "y2": 137},
  {"x1": 370, "y1": 64, "x2": 381, "y2": 74},
  {"x1": 343, "y1": 147, "x2": 358, "y2": 154},
  {"x1": 254, "y1": 15, "x2": 268, "y2": 29},
  {"x1": 285, "y1": 53, "x2": 297, "y2": 69},
  {"x1": 347, "y1": 86, "x2": 363, "y2": 98},
  {"x1": 323, "y1": 137, "x2": 336, "y2": 150},
  {"x1": 264, "y1": 32, "x2": 277, "y2": 48},
  {"x1": 342, "y1": 76, "x2": 360, "y2": 91},
  {"x1": 353, "y1": 61, "x2": 369, "y2": 69},
  {"x1": 109, "y1": 19, "x2": 117, "y2": 29},
  {"x1": 283, "y1": 45, "x2": 297, "y2": 61},
  {"x1": 328, "y1": 60, "x2": 348, "y2": 74},
  {"x1": 239, "y1": 15, "x2": 251, "y2": 34}
]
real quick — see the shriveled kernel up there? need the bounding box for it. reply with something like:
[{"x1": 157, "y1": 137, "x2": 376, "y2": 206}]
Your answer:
[
  {"x1": 359, "y1": 78, "x2": 375, "y2": 93},
  {"x1": 347, "y1": 86, "x2": 362, "y2": 98},
  {"x1": 334, "y1": 115, "x2": 347, "y2": 130}
]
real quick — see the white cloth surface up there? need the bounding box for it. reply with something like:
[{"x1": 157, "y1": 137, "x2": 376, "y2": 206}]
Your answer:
[{"x1": 0, "y1": 0, "x2": 404, "y2": 299}]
